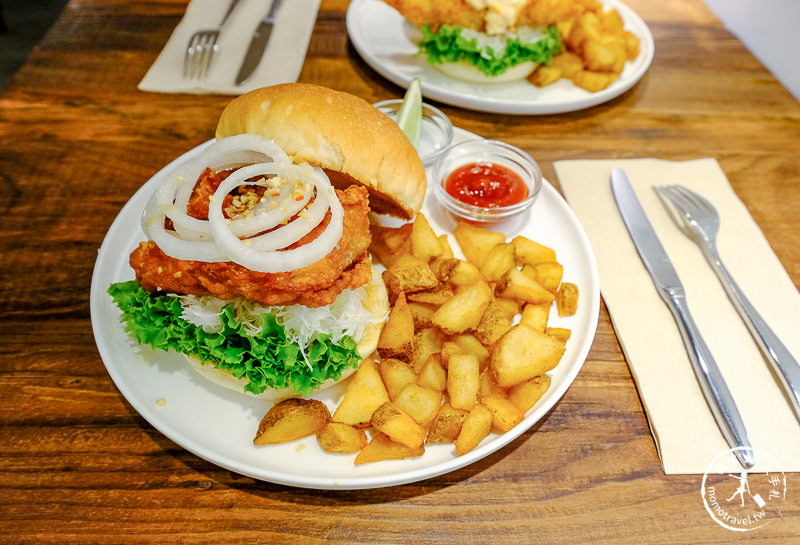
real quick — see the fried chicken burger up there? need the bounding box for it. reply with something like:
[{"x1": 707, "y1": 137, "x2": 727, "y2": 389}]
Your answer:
[{"x1": 109, "y1": 83, "x2": 426, "y2": 400}]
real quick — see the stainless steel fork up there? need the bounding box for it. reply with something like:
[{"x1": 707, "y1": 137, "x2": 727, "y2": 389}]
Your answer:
[
  {"x1": 183, "y1": 0, "x2": 242, "y2": 80},
  {"x1": 655, "y1": 184, "x2": 800, "y2": 422}
]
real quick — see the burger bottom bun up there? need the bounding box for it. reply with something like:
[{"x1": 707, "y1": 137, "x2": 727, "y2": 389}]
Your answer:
[
  {"x1": 184, "y1": 266, "x2": 388, "y2": 402},
  {"x1": 434, "y1": 60, "x2": 538, "y2": 84}
]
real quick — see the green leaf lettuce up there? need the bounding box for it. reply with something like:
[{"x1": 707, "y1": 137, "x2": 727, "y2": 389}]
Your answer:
[
  {"x1": 417, "y1": 24, "x2": 563, "y2": 77},
  {"x1": 107, "y1": 281, "x2": 362, "y2": 396}
]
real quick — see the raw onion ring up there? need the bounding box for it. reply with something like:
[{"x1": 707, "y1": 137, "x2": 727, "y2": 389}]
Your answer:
[{"x1": 208, "y1": 167, "x2": 343, "y2": 273}]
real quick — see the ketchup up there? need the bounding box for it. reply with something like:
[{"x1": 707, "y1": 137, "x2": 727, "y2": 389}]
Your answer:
[{"x1": 443, "y1": 162, "x2": 528, "y2": 208}]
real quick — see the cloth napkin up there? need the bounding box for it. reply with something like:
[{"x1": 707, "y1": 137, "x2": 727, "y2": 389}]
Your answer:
[
  {"x1": 555, "y1": 158, "x2": 800, "y2": 474},
  {"x1": 139, "y1": 0, "x2": 321, "y2": 95}
]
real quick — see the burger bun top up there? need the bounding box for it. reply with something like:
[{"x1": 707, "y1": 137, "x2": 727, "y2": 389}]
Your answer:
[{"x1": 215, "y1": 83, "x2": 427, "y2": 220}]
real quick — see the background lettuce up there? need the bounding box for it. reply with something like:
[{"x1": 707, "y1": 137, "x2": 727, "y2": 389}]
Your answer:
[{"x1": 417, "y1": 24, "x2": 563, "y2": 77}]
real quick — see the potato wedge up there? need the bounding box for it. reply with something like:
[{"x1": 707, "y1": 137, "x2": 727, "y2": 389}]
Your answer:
[
  {"x1": 316, "y1": 422, "x2": 368, "y2": 454},
  {"x1": 455, "y1": 404, "x2": 493, "y2": 455},
  {"x1": 355, "y1": 432, "x2": 424, "y2": 465},
  {"x1": 432, "y1": 280, "x2": 492, "y2": 334},
  {"x1": 497, "y1": 268, "x2": 555, "y2": 305},
  {"x1": 474, "y1": 300, "x2": 513, "y2": 347},
  {"x1": 417, "y1": 353, "x2": 447, "y2": 391},
  {"x1": 447, "y1": 353, "x2": 480, "y2": 411},
  {"x1": 332, "y1": 359, "x2": 390, "y2": 427},
  {"x1": 507, "y1": 374, "x2": 551, "y2": 413},
  {"x1": 491, "y1": 324, "x2": 565, "y2": 388},
  {"x1": 481, "y1": 396, "x2": 524, "y2": 433},
  {"x1": 377, "y1": 292, "x2": 415, "y2": 362},
  {"x1": 430, "y1": 257, "x2": 484, "y2": 286},
  {"x1": 370, "y1": 223, "x2": 411, "y2": 267},
  {"x1": 406, "y1": 283, "x2": 454, "y2": 305},
  {"x1": 393, "y1": 384, "x2": 443, "y2": 427},
  {"x1": 479, "y1": 243, "x2": 516, "y2": 283},
  {"x1": 512, "y1": 235, "x2": 556, "y2": 266},
  {"x1": 407, "y1": 301, "x2": 437, "y2": 330},
  {"x1": 427, "y1": 402, "x2": 468, "y2": 444},
  {"x1": 438, "y1": 234, "x2": 454, "y2": 257},
  {"x1": 556, "y1": 282, "x2": 579, "y2": 317},
  {"x1": 451, "y1": 334, "x2": 490, "y2": 370},
  {"x1": 546, "y1": 327, "x2": 572, "y2": 344},
  {"x1": 454, "y1": 221, "x2": 505, "y2": 267},
  {"x1": 379, "y1": 358, "x2": 417, "y2": 400},
  {"x1": 412, "y1": 327, "x2": 446, "y2": 372},
  {"x1": 523, "y1": 261, "x2": 564, "y2": 293},
  {"x1": 411, "y1": 212, "x2": 445, "y2": 262},
  {"x1": 519, "y1": 303, "x2": 550, "y2": 332},
  {"x1": 370, "y1": 402, "x2": 427, "y2": 448},
  {"x1": 382, "y1": 255, "x2": 439, "y2": 298},
  {"x1": 478, "y1": 369, "x2": 507, "y2": 400},
  {"x1": 254, "y1": 398, "x2": 331, "y2": 445}
]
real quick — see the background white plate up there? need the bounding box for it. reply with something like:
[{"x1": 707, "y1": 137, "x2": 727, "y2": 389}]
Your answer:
[
  {"x1": 90, "y1": 128, "x2": 600, "y2": 489},
  {"x1": 346, "y1": 0, "x2": 654, "y2": 115}
]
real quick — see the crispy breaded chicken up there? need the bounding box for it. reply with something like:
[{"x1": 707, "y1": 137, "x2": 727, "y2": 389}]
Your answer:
[
  {"x1": 130, "y1": 184, "x2": 373, "y2": 308},
  {"x1": 382, "y1": 0, "x2": 588, "y2": 31}
]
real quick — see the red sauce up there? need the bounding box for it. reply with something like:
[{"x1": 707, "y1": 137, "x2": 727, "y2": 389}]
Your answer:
[{"x1": 443, "y1": 162, "x2": 528, "y2": 208}]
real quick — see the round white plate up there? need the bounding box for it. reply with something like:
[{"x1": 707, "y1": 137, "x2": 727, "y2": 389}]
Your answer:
[
  {"x1": 90, "y1": 129, "x2": 600, "y2": 489},
  {"x1": 346, "y1": 0, "x2": 654, "y2": 115}
]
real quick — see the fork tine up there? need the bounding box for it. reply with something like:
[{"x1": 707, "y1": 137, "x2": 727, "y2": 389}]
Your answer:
[{"x1": 674, "y1": 185, "x2": 716, "y2": 216}]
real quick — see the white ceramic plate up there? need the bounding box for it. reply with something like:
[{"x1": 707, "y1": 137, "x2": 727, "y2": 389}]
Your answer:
[
  {"x1": 346, "y1": 0, "x2": 654, "y2": 115},
  {"x1": 90, "y1": 129, "x2": 600, "y2": 489}
]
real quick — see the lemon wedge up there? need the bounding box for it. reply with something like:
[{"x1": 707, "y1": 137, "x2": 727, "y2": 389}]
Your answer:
[{"x1": 396, "y1": 78, "x2": 422, "y2": 147}]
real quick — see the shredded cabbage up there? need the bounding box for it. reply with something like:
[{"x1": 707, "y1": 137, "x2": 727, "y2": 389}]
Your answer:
[{"x1": 178, "y1": 287, "x2": 379, "y2": 353}]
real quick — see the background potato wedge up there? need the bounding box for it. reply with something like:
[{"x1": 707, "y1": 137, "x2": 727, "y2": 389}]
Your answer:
[
  {"x1": 411, "y1": 213, "x2": 445, "y2": 262},
  {"x1": 254, "y1": 398, "x2": 331, "y2": 445},
  {"x1": 512, "y1": 236, "x2": 556, "y2": 266}
]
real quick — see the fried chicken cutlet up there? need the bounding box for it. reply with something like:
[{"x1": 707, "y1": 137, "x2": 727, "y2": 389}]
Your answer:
[{"x1": 130, "y1": 179, "x2": 373, "y2": 308}]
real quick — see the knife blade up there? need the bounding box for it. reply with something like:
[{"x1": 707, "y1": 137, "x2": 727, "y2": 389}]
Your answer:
[
  {"x1": 611, "y1": 168, "x2": 755, "y2": 469},
  {"x1": 235, "y1": 0, "x2": 284, "y2": 85}
]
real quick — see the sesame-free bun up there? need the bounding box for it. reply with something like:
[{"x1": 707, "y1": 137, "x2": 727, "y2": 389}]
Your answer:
[
  {"x1": 183, "y1": 266, "x2": 388, "y2": 401},
  {"x1": 215, "y1": 83, "x2": 426, "y2": 220}
]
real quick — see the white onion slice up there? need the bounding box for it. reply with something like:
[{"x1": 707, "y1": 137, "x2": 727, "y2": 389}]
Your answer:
[
  {"x1": 142, "y1": 189, "x2": 226, "y2": 262},
  {"x1": 208, "y1": 167, "x2": 343, "y2": 273},
  {"x1": 168, "y1": 135, "x2": 292, "y2": 241},
  {"x1": 139, "y1": 136, "x2": 344, "y2": 272}
]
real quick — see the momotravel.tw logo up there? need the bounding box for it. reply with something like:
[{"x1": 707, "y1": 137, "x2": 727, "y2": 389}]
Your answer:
[{"x1": 701, "y1": 447, "x2": 787, "y2": 531}]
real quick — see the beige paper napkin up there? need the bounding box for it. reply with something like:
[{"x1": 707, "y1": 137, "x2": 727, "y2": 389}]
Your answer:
[
  {"x1": 139, "y1": 0, "x2": 321, "y2": 95},
  {"x1": 555, "y1": 158, "x2": 800, "y2": 474}
]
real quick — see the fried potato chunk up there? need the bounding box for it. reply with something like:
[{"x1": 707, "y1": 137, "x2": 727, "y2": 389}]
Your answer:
[{"x1": 254, "y1": 398, "x2": 331, "y2": 445}]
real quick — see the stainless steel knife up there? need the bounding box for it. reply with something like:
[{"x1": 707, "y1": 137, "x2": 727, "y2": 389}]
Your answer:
[
  {"x1": 235, "y1": 0, "x2": 284, "y2": 85},
  {"x1": 610, "y1": 168, "x2": 755, "y2": 469}
]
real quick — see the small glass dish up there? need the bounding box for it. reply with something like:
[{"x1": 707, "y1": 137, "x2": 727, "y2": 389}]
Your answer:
[
  {"x1": 373, "y1": 99, "x2": 454, "y2": 168},
  {"x1": 431, "y1": 139, "x2": 542, "y2": 224}
]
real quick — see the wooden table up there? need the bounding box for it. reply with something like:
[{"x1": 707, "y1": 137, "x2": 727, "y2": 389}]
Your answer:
[{"x1": 1, "y1": 0, "x2": 798, "y2": 543}]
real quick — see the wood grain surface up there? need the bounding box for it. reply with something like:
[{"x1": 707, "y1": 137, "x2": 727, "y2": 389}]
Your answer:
[{"x1": 1, "y1": 0, "x2": 799, "y2": 543}]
